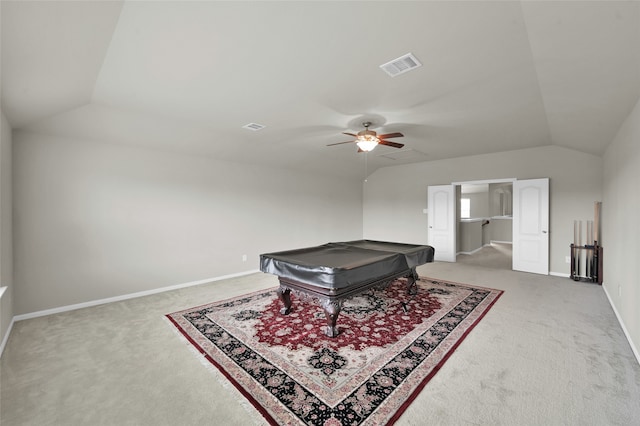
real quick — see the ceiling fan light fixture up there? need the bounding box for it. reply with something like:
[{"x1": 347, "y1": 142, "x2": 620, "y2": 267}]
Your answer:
[
  {"x1": 327, "y1": 121, "x2": 403, "y2": 151},
  {"x1": 356, "y1": 135, "x2": 379, "y2": 152}
]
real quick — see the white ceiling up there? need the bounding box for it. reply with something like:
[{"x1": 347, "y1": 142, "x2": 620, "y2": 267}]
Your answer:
[{"x1": 2, "y1": 1, "x2": 639, "y2": 179}]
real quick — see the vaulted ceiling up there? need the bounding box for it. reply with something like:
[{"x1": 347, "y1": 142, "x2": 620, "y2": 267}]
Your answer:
[{"x1": 2, "y1": 1, "x2": 639, "y2": 178}]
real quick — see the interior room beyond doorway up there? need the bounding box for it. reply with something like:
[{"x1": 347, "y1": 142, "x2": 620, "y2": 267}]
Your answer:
[{"x1": 457, "y1": 181, "x2": 513, "y2": 270}]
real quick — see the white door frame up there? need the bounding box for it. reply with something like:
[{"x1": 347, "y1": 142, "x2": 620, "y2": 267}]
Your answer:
[
  {"x1": 434, "y1": 177, "x2": 549, "y2": 274},
  {"x1": 452, "y1": 178, "x2": 516, "y2": 186}
]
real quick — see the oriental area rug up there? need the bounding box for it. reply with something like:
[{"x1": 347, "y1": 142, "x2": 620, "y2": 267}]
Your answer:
[{"x1": 166, "y1": 277, "x2": 503, "y2": 426}]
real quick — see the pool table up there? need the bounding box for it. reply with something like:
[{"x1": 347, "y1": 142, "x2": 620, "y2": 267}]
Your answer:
[{"x1": 259, "y1": 240, "x2": 435, "y2": 337}]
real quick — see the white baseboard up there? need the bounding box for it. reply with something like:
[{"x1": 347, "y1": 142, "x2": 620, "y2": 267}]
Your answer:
[
  {"x1": 457, "y1": 246, "x2": 484, "y2": 256},
  {"x1": 13, "y1": 269, "x2": 260, "y2": 322},
  {"x1": 549, "y1": 271, "x2": 570, "y2": 278},
  {"x1": 603, "y1": 283, "x2": 640, "y2": 367},
  {"x1": 0, "y1": 316, "x2": 15, "y2": 358}
]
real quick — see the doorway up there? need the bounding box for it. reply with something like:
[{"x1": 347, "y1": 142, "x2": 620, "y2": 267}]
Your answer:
[
  {"x1": 457, "y1": 181, "x2": 513, "y2": 270},
  {"x1": 427, "y1": 178, "x2": 549, "y2": 275}
]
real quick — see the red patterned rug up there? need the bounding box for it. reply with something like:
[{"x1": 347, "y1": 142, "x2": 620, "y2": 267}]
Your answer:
[{"x1": 167, "y1": 277, "x2": 503, "y2": 425}]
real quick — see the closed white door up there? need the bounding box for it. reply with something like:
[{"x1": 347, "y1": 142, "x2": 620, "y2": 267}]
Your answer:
[
  {"x1": 512, "y1": 178, "x2": 549, "y2": 274},
  {"x1": 427, "y1": 185, "x2": 456, "y2": 262}
]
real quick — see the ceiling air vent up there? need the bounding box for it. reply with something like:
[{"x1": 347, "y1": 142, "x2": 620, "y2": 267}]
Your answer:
[
  {"x1": 242, "y1": 122, "x2": 266, "y2": 131},
  {"x1": 379, "y1": 53, "x2": 422, "y2": 77}
]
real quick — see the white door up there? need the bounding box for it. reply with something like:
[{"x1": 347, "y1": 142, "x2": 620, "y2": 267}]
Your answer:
[
  {"x1": 512, "y1": 178, "x2": 549, "y2": 274},
  {"x1": 428, "y1": 185, "x2": 456, "y2": 262}
]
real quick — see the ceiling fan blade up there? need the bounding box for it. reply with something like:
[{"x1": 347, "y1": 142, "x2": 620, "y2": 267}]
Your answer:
[
  {"x1": 342, "y1": 132, "x2": 358, "y2": 137},
  {"x1": 377, "y1": 132, "x2": 404, "y2": 139},
  {"x1": 379, "y1": 140, "x2": 405, "y2": 149},
  {"x1": 327, "y1": 140, "x2": 356, "y2": 146}
]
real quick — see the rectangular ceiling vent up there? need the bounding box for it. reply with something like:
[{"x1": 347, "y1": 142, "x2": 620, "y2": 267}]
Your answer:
[
  {"x1": 242, "y1": 122, "x2": 266, "y2": 131},
  {"x1": 379, "y1": 53, "x2": 422, "y2": 77}
]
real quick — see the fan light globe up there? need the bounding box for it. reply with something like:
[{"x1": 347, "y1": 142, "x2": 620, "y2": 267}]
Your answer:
[{"x1": 356, "y1": 135, "x2": 379, "y2": 152}]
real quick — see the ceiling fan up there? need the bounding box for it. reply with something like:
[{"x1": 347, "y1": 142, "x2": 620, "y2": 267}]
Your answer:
[{"x1": 327, "y1": 121, "x2": 404, "y2": 152}]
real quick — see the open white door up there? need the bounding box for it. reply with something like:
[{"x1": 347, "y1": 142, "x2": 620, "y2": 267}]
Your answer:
[
  {"x1": 512, "y1": 178, "x2": 549, "y2": 274},
  {"x1": 427, "y1": 185, "x2": 456, "y2": 262}
]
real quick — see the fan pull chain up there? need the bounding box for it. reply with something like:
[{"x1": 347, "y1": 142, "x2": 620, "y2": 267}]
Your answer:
[{"x1": 364, "y1": 152, "x2": 368, "y2": 183}]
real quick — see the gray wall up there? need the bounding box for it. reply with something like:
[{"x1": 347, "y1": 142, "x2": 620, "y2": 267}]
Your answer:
[
  {"x1": 4, "y1": 113, "x2": 638, "y2": 359},
  {"x1": 603, "y1": 97, "x2": 640, "y2": 359},
  {"x1": 0, "y1": 111, "x2": 13, "y2": 345},
  {"x1": 363, "y1": 145, "x2": 603, "y2": 275},
  {"x1": 489, "y1": 182, "x2": 512, "y2": 217},
  {"x1": 12, "y1": 131, "x2": 363, "y2": 315}
]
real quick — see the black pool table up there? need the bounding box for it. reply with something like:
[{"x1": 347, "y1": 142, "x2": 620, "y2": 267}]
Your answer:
[{"x1": 260, "y1": 240, "x2": 435, "y2": 337}]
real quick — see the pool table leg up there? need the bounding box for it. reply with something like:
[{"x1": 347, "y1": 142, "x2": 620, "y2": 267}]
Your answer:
[
  {"x1": 277, "y1": 286, "x2": 292, "y2": 315},
  {"x1": 406, "y1": 268, "x2": 419, "y2": 295},
  {"x1": 321, "y1": 299, "x2": 342, "y2": 338}
]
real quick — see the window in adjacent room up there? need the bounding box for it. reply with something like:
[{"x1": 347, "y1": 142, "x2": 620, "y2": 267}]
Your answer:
[{"x1": 461, "y1": 198, "x2": 470, "y2": 219}]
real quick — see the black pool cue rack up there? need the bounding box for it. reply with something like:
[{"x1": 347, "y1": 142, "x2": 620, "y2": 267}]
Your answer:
[
  {"x1": 570, "y1": 202, "x2": 603, "y2": 285},
  {"x1": 570, "y1": 242, "x2": 603, "y2": 284}
]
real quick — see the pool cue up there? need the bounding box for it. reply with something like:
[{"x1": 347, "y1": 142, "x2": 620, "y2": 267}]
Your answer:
[
  {"x1": 571, "y1": 220, "x2": 579, "y2": 281},
  {"x1": 591, "y1": 219, "x2": 596, "y2": 281},
  {"x1": 594, "y1": 202, "x2": 600, "y2": 243},
  {"x1": 587, "y1": 220, "x2": 592, "y2": 280},
  {"x1": 578, "y1": 220, "x2": 582, "y2": 279},
  {"x1": 572, "y1": 220, "x2": 576, "y2": 279},
  {"x1": 591, "y1": 220, "x2": 595, "y2": 280},
  {"x1": 585, "y1": 221, "x2": 590, "y2": 279},
  {"x1": 594, "y1": 202, "x2": 601, "y2": 282}
]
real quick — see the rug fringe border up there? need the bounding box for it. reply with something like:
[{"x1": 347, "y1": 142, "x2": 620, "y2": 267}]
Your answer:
[
  {"x1": 419, "y1": 276, "x2": 504, "y2": 293},
  {"x1": 163, "y1": 315, "x2": 271, "y2": 425},
  {"x1": 386, "y1": 279, "x2": 504, "y2": 425}
]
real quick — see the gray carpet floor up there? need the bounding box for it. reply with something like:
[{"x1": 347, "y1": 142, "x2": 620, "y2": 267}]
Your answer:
[
  {"x1": 2, "y1": 259, "x2": 640, "y2": 425},
  {"x1": 457, "y1": 242, "x2": 513, "y2": 270}
]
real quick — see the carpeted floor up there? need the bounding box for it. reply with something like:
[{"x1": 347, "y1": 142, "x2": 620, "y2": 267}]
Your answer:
[
  {"x1": 2, "y1": 261, "x2": 640, "y2": 425},
  {"x1": 456, "y1": 242, "x2": 512, "y2": 270}
]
